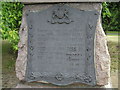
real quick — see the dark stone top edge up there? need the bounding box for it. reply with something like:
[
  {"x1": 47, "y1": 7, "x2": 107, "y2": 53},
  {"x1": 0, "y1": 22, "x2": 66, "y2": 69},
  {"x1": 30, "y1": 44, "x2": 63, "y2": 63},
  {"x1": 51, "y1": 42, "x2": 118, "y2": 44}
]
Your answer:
[
  {"x1": 20, "y1": 0, "x2": 104, "y2": 3},
  {"x1": 21, "y1": 0, "x2": 119, "y2": 4},
  {"x1": 1, "y1": 0, "x2": 119, "y2": 3},
  {"x1": 23, "y1": 2, "x2": 102, "y2": 5}
]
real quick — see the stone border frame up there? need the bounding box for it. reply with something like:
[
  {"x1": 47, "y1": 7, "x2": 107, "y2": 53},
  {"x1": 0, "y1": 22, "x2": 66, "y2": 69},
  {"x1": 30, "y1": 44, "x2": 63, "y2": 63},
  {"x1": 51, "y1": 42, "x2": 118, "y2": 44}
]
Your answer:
[{"x1": 16, "y1": 3, "x2": 110, "y2": 86}]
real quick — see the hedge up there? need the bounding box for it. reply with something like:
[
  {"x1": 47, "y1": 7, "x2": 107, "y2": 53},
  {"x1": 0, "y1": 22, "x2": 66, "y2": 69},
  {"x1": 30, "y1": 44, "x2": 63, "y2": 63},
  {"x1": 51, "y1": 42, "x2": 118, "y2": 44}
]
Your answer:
[{"x1": 0, "y1": 2, "x2": 24, "y2": 51}]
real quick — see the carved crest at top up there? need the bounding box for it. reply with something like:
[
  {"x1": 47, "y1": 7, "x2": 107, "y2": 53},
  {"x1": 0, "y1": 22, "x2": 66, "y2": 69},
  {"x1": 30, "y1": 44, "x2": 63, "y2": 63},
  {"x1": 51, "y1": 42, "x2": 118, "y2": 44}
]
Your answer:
[{"x1": 48, "y1": 4, "x2": 73, "y2": 24}]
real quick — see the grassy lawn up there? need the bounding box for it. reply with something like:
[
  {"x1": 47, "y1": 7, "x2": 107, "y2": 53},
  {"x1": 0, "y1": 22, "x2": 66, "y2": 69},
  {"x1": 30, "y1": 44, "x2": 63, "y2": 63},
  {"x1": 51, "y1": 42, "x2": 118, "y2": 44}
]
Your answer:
[
  {"x1": 1, "y1": 32, "x2": 119, "y2": 88},
  {"x1": 107, "y1": 39, "x2": 119, "y2": 72},
  {"x1": 107, "y1": 34, "x2": 119, "y2": 88},
  {"x1": 106, "y1": 31, "x2": 120, "y2": 36},
  {"x1": 107, "y1": 36, "x2": 119, "y2": 42},
  {"x1": 106, "y1": 31, "x2": 119, "y2": 34},
  {"x1": 2, "y1": 40, "x2": 19, "y2": 88},
  {"x1": 107, "y1": 33, "x2": 119, "y2": 72},
  {"x1": 2, "y1": 40, "x2": 16, "y2": 72}
]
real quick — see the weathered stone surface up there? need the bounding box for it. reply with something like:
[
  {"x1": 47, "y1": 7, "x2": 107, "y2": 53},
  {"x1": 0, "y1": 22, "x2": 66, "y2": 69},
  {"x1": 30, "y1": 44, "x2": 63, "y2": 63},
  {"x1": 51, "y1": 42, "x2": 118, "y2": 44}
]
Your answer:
[
  {"x1": 16, "y1": 3, "x2": 110, "y2": 86},
  {"x1": 95, "y1": 16, "x2": 111, "y2": 85}
]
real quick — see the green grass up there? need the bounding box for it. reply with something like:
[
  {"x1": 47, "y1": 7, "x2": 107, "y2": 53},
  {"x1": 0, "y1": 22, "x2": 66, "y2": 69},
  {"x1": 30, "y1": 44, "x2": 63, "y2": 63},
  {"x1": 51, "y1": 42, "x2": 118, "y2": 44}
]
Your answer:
[
  {"x1": 106, "y1": 33, "x2": 119, "y2": 72},
  {"x1": 107, "y1": 41, "x2": 119, "y2": 72},
  {"x1": 107, "y1": 35, "x2": 119, "y2": 42},
  {"x1": 2, "y1": 40, "x2": 17, "y2": 72},
  {"x1": 107, "y1": 31, "x2": 119, "y2": 34},
  {"x1": 106, "y1": 31, "x2": 120, "y2": 36},
  {"x1": 2, "y1": 40, "x2": 19, "y2": 88}
]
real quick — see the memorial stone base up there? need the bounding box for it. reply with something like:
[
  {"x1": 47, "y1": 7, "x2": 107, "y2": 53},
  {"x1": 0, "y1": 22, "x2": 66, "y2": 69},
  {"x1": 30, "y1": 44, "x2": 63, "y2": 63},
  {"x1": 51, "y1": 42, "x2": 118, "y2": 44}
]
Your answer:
[{"x1": 16, "y1": 2, "x2": 111, "y2": 88}]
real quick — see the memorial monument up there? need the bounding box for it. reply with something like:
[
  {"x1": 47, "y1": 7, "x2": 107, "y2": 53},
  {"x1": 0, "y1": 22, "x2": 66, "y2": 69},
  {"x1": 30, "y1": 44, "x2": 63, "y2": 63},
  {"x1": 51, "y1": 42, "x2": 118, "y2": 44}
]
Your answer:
[{"x1": 16, "y1": 2, "x2": 111, "y2": 88}]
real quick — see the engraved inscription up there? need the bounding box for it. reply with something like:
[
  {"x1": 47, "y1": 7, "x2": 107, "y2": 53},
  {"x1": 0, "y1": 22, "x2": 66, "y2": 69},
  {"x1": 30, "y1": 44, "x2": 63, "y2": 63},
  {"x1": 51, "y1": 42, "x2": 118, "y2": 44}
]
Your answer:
[{"x1": 66, "y1": 46, "x2": 80, "y2": 62}]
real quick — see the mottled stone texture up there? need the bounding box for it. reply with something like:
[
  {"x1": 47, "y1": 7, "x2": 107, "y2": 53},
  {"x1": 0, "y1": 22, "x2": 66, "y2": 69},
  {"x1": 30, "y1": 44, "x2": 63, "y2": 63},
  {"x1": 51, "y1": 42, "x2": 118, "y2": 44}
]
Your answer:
[{"x1": 16, "y1": 3, "x2": 110, "y2": 86}]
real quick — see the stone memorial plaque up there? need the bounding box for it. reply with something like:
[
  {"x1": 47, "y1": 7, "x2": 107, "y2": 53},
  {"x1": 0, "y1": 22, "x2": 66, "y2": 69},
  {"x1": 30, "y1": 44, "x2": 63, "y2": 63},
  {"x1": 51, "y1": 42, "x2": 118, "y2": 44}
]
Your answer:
[{"x1": 25, "y1": 4, "x2": 99, "y2": 86}]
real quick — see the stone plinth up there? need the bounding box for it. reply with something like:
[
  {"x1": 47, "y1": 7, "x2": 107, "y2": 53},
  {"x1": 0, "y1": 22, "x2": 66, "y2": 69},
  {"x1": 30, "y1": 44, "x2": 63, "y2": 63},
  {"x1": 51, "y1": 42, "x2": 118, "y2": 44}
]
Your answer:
[{"x1": 16, "y1": 3, "x2": 111, "y2": 88}]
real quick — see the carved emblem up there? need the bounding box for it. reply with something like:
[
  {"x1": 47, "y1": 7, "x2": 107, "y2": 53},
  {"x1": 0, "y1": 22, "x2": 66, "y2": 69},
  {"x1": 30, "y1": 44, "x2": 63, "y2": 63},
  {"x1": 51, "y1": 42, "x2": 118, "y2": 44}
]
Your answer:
[
  {"x1": 48, "y1": 5, "x2": 73, "y2": 24},
  {"x1": 88, "y1": 23, "x2": 93, "y2": 29},
  {"x1": 75, "y1": 74, "x2": 92, "y2": 83},
  {"x1": 83, "y1": 75, "x2": 92, "y2": 83},
  {"x1": 55, "y1": 73, "x2": 64, "y2": 81},
  {"x1": 75, "y1": 74, "x2": 82, "y2": 80},
  {"x1": 29, "y1": 72, "x2": 36, "y2": 80}
]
